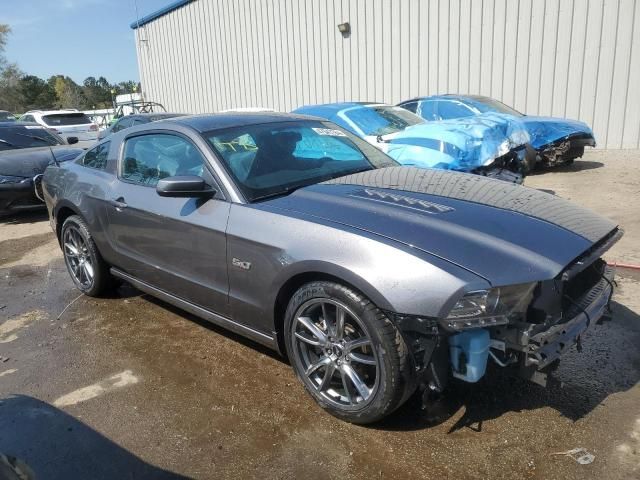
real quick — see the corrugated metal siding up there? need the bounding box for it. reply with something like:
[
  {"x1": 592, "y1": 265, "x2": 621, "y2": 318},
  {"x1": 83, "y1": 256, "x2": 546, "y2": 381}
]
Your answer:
[{"x1": 135, "y1": 0, "x2": 640, "y2": 148}]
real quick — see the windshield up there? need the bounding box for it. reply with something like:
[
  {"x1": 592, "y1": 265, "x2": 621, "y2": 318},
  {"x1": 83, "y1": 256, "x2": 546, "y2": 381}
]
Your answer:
[
  {"x1": 0, "y1": 125, "x2": 62, "y2": 150},
  {"x1": 42, "y1": 113, "x2": 93, "y2": 126},
  {"x1": 205, "y1": 120, "x2": 397, "y2": 202},
  {"x1": 344, "y1": 105, "x2": 425, "y2": 136},
  {"x1": 471, "y1": 97, "x2": 524, "y2": 116}
]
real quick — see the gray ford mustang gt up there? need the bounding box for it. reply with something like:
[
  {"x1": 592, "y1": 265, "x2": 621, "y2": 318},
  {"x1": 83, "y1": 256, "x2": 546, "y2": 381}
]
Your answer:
[{"x1": 43, "y1": 113, "x2": 621, "y2": 424}]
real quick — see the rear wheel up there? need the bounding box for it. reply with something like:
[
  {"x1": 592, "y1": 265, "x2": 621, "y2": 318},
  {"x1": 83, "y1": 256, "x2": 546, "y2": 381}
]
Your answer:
[
  {"x1": 284, "y1": 281, "x2": 415, "y2": 424},
  {"x1": 61, "y1": 215, "x2": 117, "y2": 297}
]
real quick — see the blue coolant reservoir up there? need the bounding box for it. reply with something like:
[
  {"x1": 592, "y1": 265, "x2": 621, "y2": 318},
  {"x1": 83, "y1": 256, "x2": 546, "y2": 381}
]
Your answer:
[{"x1": 448, "y1": 329, "x2": 490, "y2": 383}]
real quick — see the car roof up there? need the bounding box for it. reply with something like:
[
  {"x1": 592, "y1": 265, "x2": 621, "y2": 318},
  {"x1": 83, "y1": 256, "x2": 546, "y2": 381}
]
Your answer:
[
  {"x1": 0, "y1": 121, "x2": 42, "y2": 128},
  {"x1": 399, "y1": 94, "x2": 486, "y2": 104},
  {"x1": 294, "y1": 102, "x2": 380, "y2": 113},
  {"x1": 25, "y1": 109, "x2": 82, "y2": 116},
  {"x1": 120, "y1": 113, "x2": 186, "y2": 119},
  {"x1": 166, "y1": 112, "x2": 319, "y2": 132}
]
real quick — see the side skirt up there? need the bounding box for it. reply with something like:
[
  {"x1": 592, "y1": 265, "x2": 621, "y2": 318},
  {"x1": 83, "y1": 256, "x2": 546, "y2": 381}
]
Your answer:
[{"x1": 110, "y1": 268, "x2": 279, "y2": 351}]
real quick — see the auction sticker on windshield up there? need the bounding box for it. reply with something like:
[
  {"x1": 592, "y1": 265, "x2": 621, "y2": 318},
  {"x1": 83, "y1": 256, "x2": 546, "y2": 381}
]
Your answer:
[{"x1": 312, "y1": 128, "x2": 347, "y2": 137}]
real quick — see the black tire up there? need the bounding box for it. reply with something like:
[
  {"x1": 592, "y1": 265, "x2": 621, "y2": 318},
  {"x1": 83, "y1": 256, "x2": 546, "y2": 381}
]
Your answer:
[
  {"x1": 60, "y1": 215, "x2": 117, "y2": 297},
  {"x1": 284, "y1": 281, "x2": 415, "y2": 424}
]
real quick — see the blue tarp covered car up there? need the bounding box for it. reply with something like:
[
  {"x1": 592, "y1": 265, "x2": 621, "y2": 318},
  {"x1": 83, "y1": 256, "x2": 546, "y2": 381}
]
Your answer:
[
  {"x1": 398, "y1": 95, "x2": 596, "y2": 167},
  {"x1": 292, "y1": 102, "x2": 534, "y2": 183}
]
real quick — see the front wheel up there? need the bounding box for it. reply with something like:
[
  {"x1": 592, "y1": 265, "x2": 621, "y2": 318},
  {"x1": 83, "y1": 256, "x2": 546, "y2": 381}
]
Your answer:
[{"x1": 284, "y1": 281, "x2": 415, "y2": 424}]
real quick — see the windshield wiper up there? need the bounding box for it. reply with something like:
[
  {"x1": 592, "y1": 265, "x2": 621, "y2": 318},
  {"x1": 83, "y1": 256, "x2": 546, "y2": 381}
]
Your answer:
[
  {"x1": 251, "y1": 184, "x2": 308, "y2": 202},
  {"x1": 250, "y1": 167, "x2": 375, "y2": 203},
  {"x1": 13, "y1": 132, "x2": 57, "y2": 146}
]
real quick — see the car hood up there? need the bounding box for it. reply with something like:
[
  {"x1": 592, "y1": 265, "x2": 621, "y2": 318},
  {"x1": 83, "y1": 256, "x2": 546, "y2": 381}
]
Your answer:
[
  {"x1": 520, "y1": 116, "x2": 594, "y2": 149},
  {"x1": 0, "y1": 146, "x2": 83, "y2": 177},
  {"x1": 379, "y1": 112, "x2": 530, "y2": 171},
  {"x1": 261, "y1": 167, "x2": 617, "y2": 286}
]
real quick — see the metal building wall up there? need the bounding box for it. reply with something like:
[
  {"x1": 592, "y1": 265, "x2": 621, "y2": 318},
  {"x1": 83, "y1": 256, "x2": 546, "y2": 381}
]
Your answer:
[{"x1": 135, "y1": 0, "x2": 640, "y2": 149}]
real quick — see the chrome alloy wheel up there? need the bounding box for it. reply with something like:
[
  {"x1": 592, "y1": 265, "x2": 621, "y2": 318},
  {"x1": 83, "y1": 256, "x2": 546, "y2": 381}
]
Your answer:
[
  {"x1": 63, "y1": 225, "x2": 94, "y2": 290},
  {"x1": 291, "y1": 299, "x2": 380, "y2": 409}
]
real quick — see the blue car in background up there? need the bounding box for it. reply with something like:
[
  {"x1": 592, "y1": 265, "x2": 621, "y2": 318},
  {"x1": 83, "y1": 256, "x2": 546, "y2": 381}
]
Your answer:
[
  {"x1": 398, "y1": 95, "x2": 596, "y2": 167},
  {"x1": 293, "y1": 102, "x2": 533, "y2": 184}
]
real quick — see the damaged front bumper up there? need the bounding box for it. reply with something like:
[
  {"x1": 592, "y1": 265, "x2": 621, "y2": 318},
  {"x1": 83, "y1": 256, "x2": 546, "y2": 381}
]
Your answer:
[
  {"x1": 517, "y1": 265, "x2": 614, "y2": 386},
  {"x1": 473, "y1": 144, "x2": 532, "y2": 184},
  {"x1": 393, "y1": 250, "x2": 618, "y2": 396},
  {"x1": 537, "y1": 133, "x2": 596, "y2": 166}
]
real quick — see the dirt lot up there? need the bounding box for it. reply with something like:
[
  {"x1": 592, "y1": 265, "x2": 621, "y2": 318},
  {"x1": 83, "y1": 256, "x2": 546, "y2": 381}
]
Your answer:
[{"x1": 1, "y1": 149, "x2": 639, "y2": 479}]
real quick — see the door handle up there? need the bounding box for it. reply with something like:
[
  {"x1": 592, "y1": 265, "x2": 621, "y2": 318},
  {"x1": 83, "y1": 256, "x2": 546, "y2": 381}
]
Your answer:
[{"x1": 109, "y1": 198, "x2": 128, "y2": 210}]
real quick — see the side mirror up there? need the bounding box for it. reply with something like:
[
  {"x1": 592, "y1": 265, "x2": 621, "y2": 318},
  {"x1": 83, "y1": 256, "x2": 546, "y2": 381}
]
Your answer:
[
  {"x1": 156, "y1": 176, "x2": 215, "y2": 198},
  {"x1": 67, "y1": 137, "x2": 79, "y2": 145}
]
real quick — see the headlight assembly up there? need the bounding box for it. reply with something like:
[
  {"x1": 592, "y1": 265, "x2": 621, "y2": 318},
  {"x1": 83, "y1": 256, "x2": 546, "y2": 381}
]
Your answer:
[
  {"x1": 444, "y1": 283, "x2": 537, "y2": 330},
  {"x1": 0, "y1": 175, "x2": 29, "y2": 185}
]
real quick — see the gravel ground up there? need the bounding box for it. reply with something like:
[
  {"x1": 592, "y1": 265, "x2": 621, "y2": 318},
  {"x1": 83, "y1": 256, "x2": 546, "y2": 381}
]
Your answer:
[{"x1": 1, "y1": 149, "x2": 639, "y2": 479}]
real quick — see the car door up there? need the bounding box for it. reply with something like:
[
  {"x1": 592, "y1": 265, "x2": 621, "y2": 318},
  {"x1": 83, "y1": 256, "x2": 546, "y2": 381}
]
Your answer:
[{"x1": 105, "y1": 131, "x2": 231, "y2": 315}]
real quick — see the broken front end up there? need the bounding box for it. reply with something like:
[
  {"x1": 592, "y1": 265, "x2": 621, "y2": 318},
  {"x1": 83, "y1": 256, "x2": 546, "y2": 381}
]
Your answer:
[
  {"x1": 393, "y1": 228, "x2": 621, "y2": 402},
  {"x1": 522, "y1": 117, "x2": 597, "y2": 167},
  {"x1": 537, "y1": 132, "x2": 596, "y2": 167}
]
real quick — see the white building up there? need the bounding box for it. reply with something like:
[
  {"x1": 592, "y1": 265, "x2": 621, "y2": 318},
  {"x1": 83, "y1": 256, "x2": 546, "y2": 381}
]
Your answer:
[{"x1": 133, "y1": 0, "x2": 640, "y2": 149}]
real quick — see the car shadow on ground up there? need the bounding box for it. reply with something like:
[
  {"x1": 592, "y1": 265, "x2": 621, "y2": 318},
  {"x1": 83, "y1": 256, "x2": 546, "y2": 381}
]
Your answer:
[
  {"x1": 0, "y1": 210, "x2": 49, "y2": 225},
  {"x1": 376, "y1": 300, "x2": 640, "y2": 433},
  {"x1": 530, "y1": 160, "x2": 604, "y2": 175},
  {"x1": 136, "y1": 288, "x2": 288, "y2": 365},
  {"x1": 0, "y1": 395, "x2": 188, "y2": 480}
]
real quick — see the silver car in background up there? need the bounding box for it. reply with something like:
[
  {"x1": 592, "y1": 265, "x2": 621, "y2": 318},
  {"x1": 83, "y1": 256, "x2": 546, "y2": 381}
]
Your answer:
[{"x1": 43, "y1": 113, "x2": 621, "y2": 423}]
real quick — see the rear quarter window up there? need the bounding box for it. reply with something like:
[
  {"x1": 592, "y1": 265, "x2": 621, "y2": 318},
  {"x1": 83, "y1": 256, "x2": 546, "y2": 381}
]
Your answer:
[
  {"x1": 42, "y1": 113, "x2": 92, "y2": 126},
  {"x1": 80, "y1": 142, "x2": 110, "y2": 170}
]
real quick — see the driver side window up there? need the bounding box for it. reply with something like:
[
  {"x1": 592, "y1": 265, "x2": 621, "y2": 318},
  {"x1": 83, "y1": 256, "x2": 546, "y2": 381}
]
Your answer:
[{"x1": 121, "y1": 134, "x2": 206, "y2": 187}]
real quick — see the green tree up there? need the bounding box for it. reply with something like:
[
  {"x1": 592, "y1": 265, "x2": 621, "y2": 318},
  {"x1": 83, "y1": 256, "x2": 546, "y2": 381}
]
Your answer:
[
  {"x1": 115, "y1": 80, "x2": 140, "y2": 94},
  {"x1": 49, "y1": 75, "x2": 86, "y2": 109},
  {"x1": 0, "y1": 24, "x2": 24, "y2": 112},
  {"x1": 18, "y1": 75, "x2": 57, "y2": 110},
  {"x1": 83, "y1": 76, "x2": 113, "y2": 108},
  {"x1": 0, "y1": 64, "x2": 23, "y2": 112}
]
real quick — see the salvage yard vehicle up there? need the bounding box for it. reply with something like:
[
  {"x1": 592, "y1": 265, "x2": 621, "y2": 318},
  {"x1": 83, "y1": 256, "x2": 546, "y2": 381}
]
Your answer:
[
  {"x1": 398, "y1": 95, "x2": 596, "y2": 167},
  {"x1": 0, "y1": 121, "x2": 83, "y2": 216},
  {"x1": 98, "y1": 113, "x2": 187, "y2": 140},
  {"x1": 292, "y1": 102, "x2": 533, "y2": 183},
  {"x1": 43, "y1": 113, "x2": 621, "y2": 424},
  {"x1": 19, "y1": 109, "x2": 100, "y2": 145}
]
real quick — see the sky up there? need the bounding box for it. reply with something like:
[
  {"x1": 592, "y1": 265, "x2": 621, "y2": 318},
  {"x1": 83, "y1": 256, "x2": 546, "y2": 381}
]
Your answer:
[{"x1": 1, "y1": 0, "x2": 171, "y2": 84}]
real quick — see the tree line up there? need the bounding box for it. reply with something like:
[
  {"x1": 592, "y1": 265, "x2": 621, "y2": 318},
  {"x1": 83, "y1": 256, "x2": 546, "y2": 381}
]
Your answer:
[{"x1": 0, "y1": 24, "x2": 140, "y2": 113}]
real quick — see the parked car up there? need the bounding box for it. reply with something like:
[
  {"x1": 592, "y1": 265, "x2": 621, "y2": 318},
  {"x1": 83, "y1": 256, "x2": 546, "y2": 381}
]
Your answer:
[
  {"x1": 0, "y1": 122, "x2": 83, "y2": 216},
  {"x1": 398, "y1": 95, "x2": 596, "y2": 166},
  {"x1": 98, "y1": 113, "x2": 187, "y2": 140},
  {"x1": 292, "y1": 102, "x2": 533, "y2": 183},
  {"x1": 19, "y1": 109, "x2": 99, "y2": 145},
  {"x1": 43, "y1": 113, "x2": 620, "y2": 424}
]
